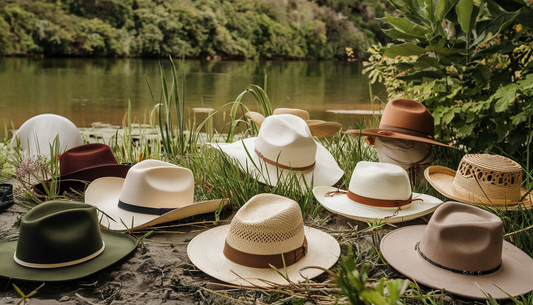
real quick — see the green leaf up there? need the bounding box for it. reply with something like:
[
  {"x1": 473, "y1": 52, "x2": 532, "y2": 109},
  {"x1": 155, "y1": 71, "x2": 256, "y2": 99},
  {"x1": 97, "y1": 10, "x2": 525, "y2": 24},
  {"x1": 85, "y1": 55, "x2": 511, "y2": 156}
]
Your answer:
[
  {"x1": 471, "y1": 64, "x2": 492, "y2": 88},
  {"x1": 384, "y1": 43, "x2": 426, "y2": 57},
  {"x1": 382, "y1": 13, "x2": 428, "y2": 38},
  {"x1": 456, "y1": 0, "x2": 474, "y2": 34},
  {"x1": 425, "y1": 44, "x2": 461, "y2": 56},
  {"x1": 435, "y1": 0, "x2": 459, "y2": 20},
  {"x1": 518, "y1": 73, "x2": 533, "y2": 91},
  {"x1": 473, "y1": 11, "x2": 521, "y2": 46},
  {"x1": 494, "y1": 83, "x2": 518, "y2": 112},
  {"x1": 360, "y1": 289, "x2": 387, "y2": 305},
  {"x1": 382, "y1": 28, "x2": 424, "y2": 40},
  {"x1": 415, "y1": 55, "x2": 441, "y2": 69},
  {"x1": 510, "y1": 112, "x2": 529, "y2": 125},
  {"x1": 396, "y1": 63, "x2": 416, "y2": 71}
]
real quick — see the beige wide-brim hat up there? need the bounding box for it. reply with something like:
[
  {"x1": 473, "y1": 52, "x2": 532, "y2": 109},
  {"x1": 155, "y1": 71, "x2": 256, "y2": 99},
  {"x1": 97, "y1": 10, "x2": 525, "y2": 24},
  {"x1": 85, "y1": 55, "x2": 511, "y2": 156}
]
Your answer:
[
  {"x1": 85, "y1": 177, "x2": 224, "y2": 231},
  {"x1": 381, "y1": 225, "x2": 533, "y2": 299},
  {"x1": 215, "y1": 137, "x2": 343, "y2": 190},
  {"x1": 188, "y1": 225, "x2": 340, "y2": 287},
  {"x1": 313, "y1": 187, "x2": 442, "y2": 223}
]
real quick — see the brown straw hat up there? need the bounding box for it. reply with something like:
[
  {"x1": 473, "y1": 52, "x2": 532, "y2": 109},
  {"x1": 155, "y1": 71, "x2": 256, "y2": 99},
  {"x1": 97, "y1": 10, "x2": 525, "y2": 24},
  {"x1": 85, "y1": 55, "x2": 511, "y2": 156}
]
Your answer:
[
  {"x1": 380, "y1": 201, "x2": 533, "y2": 300},
  {"x1": 187, "y1": 193, "x2": 340, "y2": 287},
  {"x1": 425, "y1": 154, "x2": 532, "y2": 209},
  {"x1": 345, "y1": 98, "x2": 455, "y2": 148},
  {"x1": 247, "y1": 108, "x2": 342, "y2": 138}
]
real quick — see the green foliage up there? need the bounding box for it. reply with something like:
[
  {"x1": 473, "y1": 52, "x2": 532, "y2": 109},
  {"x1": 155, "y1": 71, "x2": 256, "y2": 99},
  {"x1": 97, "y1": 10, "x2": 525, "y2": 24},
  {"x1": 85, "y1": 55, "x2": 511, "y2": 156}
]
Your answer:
[{"x1": 363, "y1": 0, "x2": 533, "y2": 166}]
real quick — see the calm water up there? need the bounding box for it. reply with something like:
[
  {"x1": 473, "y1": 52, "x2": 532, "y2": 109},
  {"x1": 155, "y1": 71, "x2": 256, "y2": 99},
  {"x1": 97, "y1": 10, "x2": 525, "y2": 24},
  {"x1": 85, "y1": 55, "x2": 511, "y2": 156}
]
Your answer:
[{"x1": 0, "y1": 58, "x2": 385, "y2": 140}]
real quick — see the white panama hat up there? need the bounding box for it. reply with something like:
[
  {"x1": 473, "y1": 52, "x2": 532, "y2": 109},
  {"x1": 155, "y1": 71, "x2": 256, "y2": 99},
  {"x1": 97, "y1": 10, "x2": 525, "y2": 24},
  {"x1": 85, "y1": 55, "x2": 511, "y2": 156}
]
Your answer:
[
  {"x1": 11, "y1": 114, "x2": 83, "y2": 159},
  {"x1": 313, "y1": 161, "x2": 442, "y2": 223},
  {"x1": 187, "y1": 193, "x2": 340, "y2": 287},
  {"x1": 214, "y1": 114, "x2": 343, "y2": 190},
  {"x1": 85, "y1": 159, "x2": 226, "y2": 231}
]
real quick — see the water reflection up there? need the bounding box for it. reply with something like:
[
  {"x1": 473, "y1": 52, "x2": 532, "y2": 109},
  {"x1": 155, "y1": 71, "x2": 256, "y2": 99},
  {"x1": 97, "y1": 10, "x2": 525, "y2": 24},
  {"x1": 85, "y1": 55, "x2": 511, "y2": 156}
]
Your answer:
[{"x1": 0, "y1": 58, "x2": 386, "y2": 140}]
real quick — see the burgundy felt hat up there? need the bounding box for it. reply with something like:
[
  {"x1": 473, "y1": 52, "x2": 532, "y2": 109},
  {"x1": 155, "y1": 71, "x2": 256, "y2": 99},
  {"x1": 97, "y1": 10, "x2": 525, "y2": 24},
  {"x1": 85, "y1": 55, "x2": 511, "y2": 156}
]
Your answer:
[
  {"x1": 346, "y1": 98, "x2": 455, "y2": 148},
  {"x1": 34, "y1": 143, "x2": 131, "y2": 195}
]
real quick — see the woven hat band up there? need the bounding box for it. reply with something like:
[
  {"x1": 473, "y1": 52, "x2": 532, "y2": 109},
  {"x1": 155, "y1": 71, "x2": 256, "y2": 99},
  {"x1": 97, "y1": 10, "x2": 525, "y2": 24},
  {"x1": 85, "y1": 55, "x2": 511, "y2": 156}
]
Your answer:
[
  {"x1": 348, "y1": 190, "x2": 413, "y2": 208},
  {"x1": 254, "y1": 148, "x2": 315, "y2": 171},
  {"x1": 223, "y1": 237, "x2": 308, "y2": 268},
  {"x1": 14, "y1": 242, "x2": 105, "y2": 269},
  {"x1": 378, "y1": 125, "x2": 434, "y2": 139}
]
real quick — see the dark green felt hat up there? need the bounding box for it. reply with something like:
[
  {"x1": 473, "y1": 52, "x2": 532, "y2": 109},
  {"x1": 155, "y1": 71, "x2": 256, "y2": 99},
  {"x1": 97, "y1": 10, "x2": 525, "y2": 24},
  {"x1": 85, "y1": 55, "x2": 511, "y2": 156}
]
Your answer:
[{"x1": 0, "y1": 201, "x2": 138, "y2": 282}]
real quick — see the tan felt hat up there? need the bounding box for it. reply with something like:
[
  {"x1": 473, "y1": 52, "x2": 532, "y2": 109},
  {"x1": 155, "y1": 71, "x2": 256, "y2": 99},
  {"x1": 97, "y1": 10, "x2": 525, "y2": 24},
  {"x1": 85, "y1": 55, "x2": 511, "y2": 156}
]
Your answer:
[
  {"x1": 85, "y1": 159, "x2": 226, "y2": 231},
  {"x1": 247, "y1": 108, "x2": 342, "y2": 138},
  {"x1": 313, "y1": 161, "x2": 442, "y2": 223},
  {"x1": 425, "y1": 154, "x2": 532, "y2": 209},
  {"x1": 187, "y1": 193, "x2": 340, "y2": 287},
  {"x1": 345, "y1": 98, "x2": 457, "y2": 148},
  {"x1": 381, "y1": 201, "x2": 533, "y2": 300},
  {"x1": 214, "y1": 114, "x2": 344, "y2": 190}
]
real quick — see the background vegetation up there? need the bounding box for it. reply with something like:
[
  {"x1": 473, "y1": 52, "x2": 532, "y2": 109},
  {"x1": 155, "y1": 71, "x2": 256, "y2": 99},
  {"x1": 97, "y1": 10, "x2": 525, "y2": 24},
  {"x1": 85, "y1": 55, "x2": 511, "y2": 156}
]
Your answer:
[{"x1": 0, "y1": 0, "x2": 390, "y2": 59}]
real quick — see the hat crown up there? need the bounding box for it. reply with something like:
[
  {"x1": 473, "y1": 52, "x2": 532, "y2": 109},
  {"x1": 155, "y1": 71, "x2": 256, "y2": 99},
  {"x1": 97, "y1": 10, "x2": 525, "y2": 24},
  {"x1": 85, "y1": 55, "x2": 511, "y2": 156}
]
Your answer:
[
  {"x1": 15, "y1": 201, "x2": 104, "y2": 267},
  {"x1": 226, "y1": 194, "x2": 305, "y2": 255},
  {"x1": 419, "y1": 202, "x2": 503, "y2": 272},
  {"x1": 379, "y1": 99, "x2": 435, "y2": 137},
  {"x1": 254, "y1": 114, "x2": 317, "y2": 169},
  {"x1": 349, "y1": 161, "x2": 412, "y2": 201},
  {"x1": 119, "y1": 160, "x2": 194, "y2": 209},
  {"x1": 59, "y1": 143, "x2": 119, "y2": 176},
  {"x1": 452, "y1": 154, "x2": 523, "y2": 203}
]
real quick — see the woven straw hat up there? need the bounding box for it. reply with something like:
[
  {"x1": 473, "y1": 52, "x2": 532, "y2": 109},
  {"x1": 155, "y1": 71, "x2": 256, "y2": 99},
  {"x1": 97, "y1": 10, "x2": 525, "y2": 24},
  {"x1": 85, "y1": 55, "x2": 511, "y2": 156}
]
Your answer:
[
  {"x1": 0, "y1": 201, "x2": 137, "y2": 282},
  {"x1": 187, "y1": 193, "x2": 340, "y2": 287},
  {"x1": 425, "y1": 154, "x2": 532, "y2": 209},
  {"x1": 214, "y1": 114, "x2": 343, "y2": 190},
  {"x1": 85, "y1": 159, "x2": 226, "y2": 231},
  {"x1": 381, "y1": 201, "x2": 533, "y2": 300},
  {"x1": 247, "y1": 108, "x2": 342, "y2": 138},
  {"x1": 34, "y1": 143, "x2": 131, "y2": 195},
  {"x1": 345, "y1": 98, "x2": 455, "y2": 148},
  {"x1": 313, "y1": 161, "x2": 442, "y2": 223},
  {"x1": 11, "y1": 114, "x2": 84, "y2": 159}
]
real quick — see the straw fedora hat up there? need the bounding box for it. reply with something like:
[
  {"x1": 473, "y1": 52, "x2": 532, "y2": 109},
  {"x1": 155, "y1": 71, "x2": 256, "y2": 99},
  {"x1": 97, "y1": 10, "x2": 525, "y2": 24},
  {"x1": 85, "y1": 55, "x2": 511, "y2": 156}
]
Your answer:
[
  {"x1": 214, "y1": 114, "x2": 343, "y2": 190},
  {"x1": 247, "y1": 108, "x2": 342, "y2": 138},
  {"x1": 380, "y1": 201, "x2": 533, "y2": 300},
  {"x1": 187, "y1": 193, "x2": 340, "y2": 287},
  {"x1": 33, "y1": 143, "x2": 131, "y2": 195},
  {"x1": 85, "y1": 159, "x2": 226, "y2": 231},
  {"x1": 11, "y1": 114, "x2": 84, "y2": 158},
  {"x1": 425, "y1": 154, "x2": 532, "y2": 209},
  {"x1": 0, "y1": 201, "x2": 137, "y2": 282},
  {"x1": 313, "y1": 161, "x2": 442, "y2": 223},
  {"x1": 345, "y1": 98, "x2": 454, "y2": 148}
]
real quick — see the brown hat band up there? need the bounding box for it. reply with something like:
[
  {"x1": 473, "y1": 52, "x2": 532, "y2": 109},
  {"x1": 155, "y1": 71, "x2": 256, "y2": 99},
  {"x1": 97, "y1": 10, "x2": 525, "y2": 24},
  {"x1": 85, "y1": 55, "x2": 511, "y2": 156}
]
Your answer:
[
  {"x1": 347, "y1": 191, "x2": 414, "y2": 208},
  {"x1": 379, "y1": 125, "x2": 434, "y2": 140},
  {"x1": 416, "y1": 242, "x2": 502, "y2": 276},
  {"x1": 254, "y1": 149, "x2": 315, "y2": 171},
  {"x1": 223, "y1": 237, "x2": 308, "y2": 268}
]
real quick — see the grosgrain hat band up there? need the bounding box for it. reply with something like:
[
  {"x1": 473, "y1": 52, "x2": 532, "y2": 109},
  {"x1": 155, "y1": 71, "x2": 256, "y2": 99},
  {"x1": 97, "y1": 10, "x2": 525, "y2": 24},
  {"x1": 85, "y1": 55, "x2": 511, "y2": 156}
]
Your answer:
[
  {"x1": 14, "y1": 242, "x2": 105, "y2": 269},
  {"x1": 254, "y1": 149, "x2": 315, "y2": 171},
  {"x1": 415, "y1": 241, "x2": 502, "y2": 276},
  {"x1": 347, "y1": 191, "x2": 414, "y2": 208},
  {"x1": 223, "y1": 237, "x2": 308, "y2": 268},
  {"x1": 378, "y1": 125, "x2": 434, "y2": 140},
  {"x1": 118, "y1": 200, "x2": 176, "y2": 216}
]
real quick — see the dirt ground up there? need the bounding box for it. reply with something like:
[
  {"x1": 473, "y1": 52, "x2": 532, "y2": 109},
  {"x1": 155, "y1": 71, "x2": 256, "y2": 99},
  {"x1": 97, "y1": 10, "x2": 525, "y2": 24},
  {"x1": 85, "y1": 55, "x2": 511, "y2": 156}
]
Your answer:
[{"x1": 0, "y1": 194, "x2": 435, "y2": 305}]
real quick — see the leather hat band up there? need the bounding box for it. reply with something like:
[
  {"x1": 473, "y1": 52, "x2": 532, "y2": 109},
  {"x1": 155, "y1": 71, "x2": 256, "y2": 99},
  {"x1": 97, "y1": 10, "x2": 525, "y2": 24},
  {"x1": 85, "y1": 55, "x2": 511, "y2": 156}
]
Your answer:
[
  {"x1": 347, "y1": 191, "x2": 413, "y2": 208},
  {"x1": 118, "y1": 200, "x2": 176, "y2": 216},
  {"x1": 254, "y1": 149, "x2": 315, "y2": 171}
]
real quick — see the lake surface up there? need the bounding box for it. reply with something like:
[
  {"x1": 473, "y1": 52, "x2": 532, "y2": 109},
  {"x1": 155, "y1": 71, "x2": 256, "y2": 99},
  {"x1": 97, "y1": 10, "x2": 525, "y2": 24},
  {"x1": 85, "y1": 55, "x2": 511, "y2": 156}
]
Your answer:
[{"x1": 0, "y1": 58, "x2": 386, "y2": 140}]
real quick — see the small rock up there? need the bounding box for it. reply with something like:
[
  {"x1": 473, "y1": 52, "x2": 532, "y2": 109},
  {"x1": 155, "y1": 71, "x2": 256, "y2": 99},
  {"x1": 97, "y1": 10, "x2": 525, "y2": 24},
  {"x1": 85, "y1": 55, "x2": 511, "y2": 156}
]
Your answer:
[{"x1": 58, "y1": 296, "x2": 70, "y2": 302}]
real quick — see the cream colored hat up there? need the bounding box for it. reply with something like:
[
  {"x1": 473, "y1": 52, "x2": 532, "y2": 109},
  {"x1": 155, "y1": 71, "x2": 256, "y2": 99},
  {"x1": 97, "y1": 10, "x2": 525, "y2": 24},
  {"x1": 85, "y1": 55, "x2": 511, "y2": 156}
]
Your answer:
[
  {"x1": 187, "y1": 193, "x2": 340, "y2": 287},
  {"x1": 425, "y1": 154, "x2": 532, "y2": 209},
  {"x1": 313, "y1": 161, "x2": 442, "y2": 223},
  {"x1": 85, "y1": 159, "x2": 226, "y2": 231},
  {"x1": 381, "y1": 201, "x2": 533, "y2": 300},
  {"x1": 247, "y1": 108, "x2": 342, "y2": 138},
  {"x1": 11, "y1": 114, "x2": 83, "y2": 159},
  {"x1": 214, "y1": 114, "x2": 343, "y2": 190}
]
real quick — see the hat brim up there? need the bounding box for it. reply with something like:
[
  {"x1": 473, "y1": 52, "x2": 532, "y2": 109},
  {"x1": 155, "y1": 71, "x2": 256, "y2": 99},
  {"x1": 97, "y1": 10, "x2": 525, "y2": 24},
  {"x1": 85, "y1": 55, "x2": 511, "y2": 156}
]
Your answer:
[
  {"x1": 424, "y1": 166, "x2": 532, "y2": 210},
  {"x1": 247, "y1": 112, "x2": 341, "y2": 138},
  {"x1": 346, "y1": 128, "x2": 457, "y2": 149},
  {"x1": 0, "y1": 230, "x2": 137, "y2": 282},
  {"x1": 33, "y1": 164, "x2": 131, "y2": 195},
  {"x1": 187, "y1": 225, "x2": 340, "y2": 287},
  {"x1": 214, "y1": 138, "x2": 344, "y2": 190},
  {"x1": 313, "y1": 186, "x2": 442, "y2": 223},
  {"x1": 85, "y1": 177, "x2": 226, "y2": 231},
  {"x1": 380, "y1": 225, "x2": 533, "y2": 300}
]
